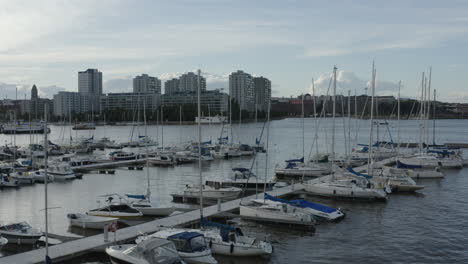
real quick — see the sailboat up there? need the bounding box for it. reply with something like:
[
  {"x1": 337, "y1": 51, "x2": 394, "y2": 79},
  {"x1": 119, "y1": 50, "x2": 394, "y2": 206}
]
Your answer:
[
  {"x1": 126, "y1": 98, "x2": 177, "y2": 217},
  {"x1": 304, "y1": 65, "x2": 388, "y2": 201}
]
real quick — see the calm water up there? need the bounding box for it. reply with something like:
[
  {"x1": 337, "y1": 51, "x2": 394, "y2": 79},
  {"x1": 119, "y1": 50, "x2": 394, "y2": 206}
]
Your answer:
[{"x1": 0, "y1": 118, "x2": 467, "y2": 263}]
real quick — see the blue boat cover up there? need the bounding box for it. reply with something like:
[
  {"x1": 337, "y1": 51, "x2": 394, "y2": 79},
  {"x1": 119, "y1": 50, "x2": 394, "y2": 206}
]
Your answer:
[
  {"x1": 285, "y1": 157, "x2": 304, "y2": 163},
  {"x1": 126, "y1": 194, "x2": 146, "y2": 200},
  {"x1": 347, "y1": 167, "x2": 373, "y2": 179},
  {"x1": 255, "y1": 138, "x2": 261, "y2": 145},
  {"x1": 264, "y1": 193, "x2": 337, "y2": 214},
  {"x1": 232, "y1": 167, "x2": 250, "y2": 173},
  {"x1": 396, "y1": 160, "x2": 422, "y2": 169},
  {"x1": 168, "y1": 231, "x2": 203, "y2": 240}
]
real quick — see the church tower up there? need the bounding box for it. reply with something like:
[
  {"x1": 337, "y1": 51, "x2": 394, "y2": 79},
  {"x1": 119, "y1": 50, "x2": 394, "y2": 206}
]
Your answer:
[{"x1": 31, "y1": 84, "x2": 38, "y2": 100}]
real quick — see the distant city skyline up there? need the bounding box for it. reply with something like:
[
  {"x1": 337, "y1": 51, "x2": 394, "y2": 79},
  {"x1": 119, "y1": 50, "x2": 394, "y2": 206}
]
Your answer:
[{"x1": 0, "y1": 1, "x2": 467, "y2": 102}]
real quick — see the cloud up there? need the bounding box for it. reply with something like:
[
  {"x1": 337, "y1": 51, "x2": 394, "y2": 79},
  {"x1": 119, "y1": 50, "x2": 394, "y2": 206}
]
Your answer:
[
  {"x1": 104, "y1": 78, "x2": 133, "y2": 93},
  {"x1": 312, "y1": 71, "x2": 400, "y2": 96}
]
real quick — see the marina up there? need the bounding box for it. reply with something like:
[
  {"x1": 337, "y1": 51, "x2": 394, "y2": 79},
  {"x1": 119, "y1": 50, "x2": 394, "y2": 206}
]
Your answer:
[{"x1": 0, "y1": 118, "x2": 467, "y2": 263}]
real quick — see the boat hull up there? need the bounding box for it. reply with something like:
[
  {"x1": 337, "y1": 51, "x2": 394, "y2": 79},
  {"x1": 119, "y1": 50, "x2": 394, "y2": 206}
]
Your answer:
[
  {"x1": 208, "y1": 240, "x2": 272, "y2": 257},
  {"x1": 0, "y1": 233, "x2": 42, "y2": 245},
  {"x1": 304, "y1": 183, "x2": 387, "y2": 201}
]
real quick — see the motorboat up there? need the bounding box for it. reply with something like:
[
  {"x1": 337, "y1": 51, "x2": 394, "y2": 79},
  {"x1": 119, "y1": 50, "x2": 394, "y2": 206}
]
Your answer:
[
  {"x1": 195, "y1": 115, "x2": 226, "y2": 124},
  {"x1": 67, "y1": 213, "x2": 118, "y2": 229},
  {"x1": 1, "y1": 122, "x2": 48, "y2": 134},
  {"x1": 31, "y1": 170, "x2": 55, "y2": 183},
  {"x1": 205, "y1": 168, "x2": 276, "y2": 192},
  {"x1": 110, "y1": 151, "x2": 139, "y2": 161},
  {"x1": 47, "y1": 162, "x2": 76, "y2": 180},
  {"x1": 126, "y1": 194, "x2": 177, "y2": 217},
  {"x1": 0, "y1": 222, "x2": 43, "y2": 245},
  {"x1": 200, "y1": 219, "x2": 272, "y2": 257},
  {"x1": 0, "y1": 174, "x2": 20, "y2": 188},
  {"x1": 0, "y1": 236, "x2": 7, "y2": 249},
  {"x1": 106, "y1": 237, "x2": 185, "y2": 264},
  {"x1": 11, "y1": 171, "x2": 36, "y2": 184},
  {"x1": 136, "y1": 228, "x2": 217, "y2": 264},
  {"x1": 87, "y1": 195, "x2": 143, "y2": 219},
  {"x1": 257, "y1": 193, "x2": 345, "y2": 222},
  {"x1": 182, "y1": 184, "x2": 241, "y2": 200},
  {"x1": 148, "y1": 154, "x2": 175, "y2": 166}
]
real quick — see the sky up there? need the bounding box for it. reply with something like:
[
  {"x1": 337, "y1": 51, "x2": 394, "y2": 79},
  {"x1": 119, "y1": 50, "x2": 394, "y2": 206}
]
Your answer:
[{"x1": 0, "y1": 0, "x2": 467, "y2": 102}]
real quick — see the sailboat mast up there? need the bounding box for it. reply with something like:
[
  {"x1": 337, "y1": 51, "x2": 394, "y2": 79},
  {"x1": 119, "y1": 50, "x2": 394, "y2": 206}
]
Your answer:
[
  {"x1": 419, "y1": 72, "x2": 425, "y2": 153},
  {"x1": 43, "y1": 104, "x2": 49, "y2": 260},
  {"x1": 347, "y1": 90, "x2": 351, "y2": 163},
  {"x1": 433, "y1": 89, "x2": 436, "y2": 145},
  {"x1": 143, "y1": 97, "x2": 151, "y2": 201},
  {"x1": 312, "y1": 78, "x2": 319, "y2": 160},
  {"x1": 161, "y1": 106, "x2": 164, "y2": 150},
  {"x1": 179, "y1": 105, "x2": 182, "y2": 144},
  {"x1": 302, "y1": 93, "x2": 305, "y2": 160},
  {"x1": 367, "y1": 62, "x2": 376, "y2": 174},
  {"x1": 263, "y1": 100, "x2": 271, "y2": 199},
  {"x1": 331, "y1": 66, "x2": 337, "y2": 174},
  {"x1": 197, "y1": 69, "x2": 203, "y2": 219},
  {"x1": 397, "y1": 81, "x2": 401, "y2": 154},
  {"x1": 229, "y1": 95, "x2": 233, "y2": 144},
  {"x1": 426, "y1": 67, "x2": 432, "y2": 146}
]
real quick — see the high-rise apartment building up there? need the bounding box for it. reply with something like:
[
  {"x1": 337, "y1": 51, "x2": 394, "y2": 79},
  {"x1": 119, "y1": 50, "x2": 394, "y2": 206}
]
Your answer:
[
  {"x1": 78, "y1": 68, "x2": 102, "y2": 112},
  {"x1": 53, "y1": 91, "x2": 90, "y2": 117},
  {"x1": 164, "y1": 78, "x2": 180, "y2": 94},
  {"x1": 253, "y1": 77, "x2": 271, "y2": 112},
  {"x1": 179, "y1": 72, "x2": 206, "y2": 93},
  {"x1": 229, "y1": 70, "x2": 254, "y2": 111},
  {"x1": 133, "y1": 74, "x2": 161, "y2": 94}
]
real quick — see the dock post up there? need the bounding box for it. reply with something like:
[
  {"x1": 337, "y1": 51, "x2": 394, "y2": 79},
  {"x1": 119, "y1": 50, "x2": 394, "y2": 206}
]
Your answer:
[
  {"x1": 103, "y1": 224, "x2": 109, "y2": 242},
  {"x1": 217, "y1": 199, "x2": 221, "y2": 212}
]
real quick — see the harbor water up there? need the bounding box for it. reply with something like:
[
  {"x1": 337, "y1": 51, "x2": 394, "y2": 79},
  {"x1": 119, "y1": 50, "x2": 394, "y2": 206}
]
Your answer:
[{"x1": 0, "y1": 118, "x2": 467, "y2": 263}]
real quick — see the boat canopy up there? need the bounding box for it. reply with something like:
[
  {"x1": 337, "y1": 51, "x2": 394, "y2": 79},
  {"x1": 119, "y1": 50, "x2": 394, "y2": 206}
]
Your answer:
[
  {"x1": 126, "y1": 194, "x2": 146, "y2": 200},
  {"x1": 396, "y1": 160, "x2": 422, "y2": 169},
  {"x1": 168, "y1": 231, "x2": 202, "y2": 241},
  {"x1": 285, "y1": 157, "x2": 304, "y2": 163},
  {"x1": 232, "y1": 167, "x2": 250, "y2": 173},
  {"x1": 346, "y1": 167, "x2": 373, "y2": 179},
  {"x1": 265, "y1": 193, "x2": 337, "y2": 214}
]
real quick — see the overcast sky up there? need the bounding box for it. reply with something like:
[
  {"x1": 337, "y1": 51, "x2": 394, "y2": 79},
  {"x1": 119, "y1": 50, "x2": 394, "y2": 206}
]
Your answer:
[{"x1": 1, "y1": 0, "x2": 467, "y2": 102}]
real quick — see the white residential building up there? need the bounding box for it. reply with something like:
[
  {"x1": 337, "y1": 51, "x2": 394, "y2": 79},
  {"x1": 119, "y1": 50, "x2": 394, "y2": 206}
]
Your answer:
[
  {"x1": 53, "y1": 91, "x2": 90, "y2": 117},
  {"x1": 229, "y1": 70, "x2": 255, "y2": 111},
  {"x1": 133, "y1": 74, "x2": 161, "y2": 94},
  {"x1": 179, "y1": 72, "x2": 206, "y2": 93},
  {"x1": 78, "y1": 68, "x2": 103, "y2": 112}
]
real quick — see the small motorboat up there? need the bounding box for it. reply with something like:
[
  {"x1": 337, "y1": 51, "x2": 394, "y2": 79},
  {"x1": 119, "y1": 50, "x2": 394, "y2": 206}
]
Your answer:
[
  {"x1": 148, "y1": 154, "x2": 175, "y2": 166},
  {"x1": 0, "y1": 222, "x2": 43, "y2": 245},
  {"x1": 11, "y1": 171, "x2": 36, "y2": 184},
  {"x1": 137, "y1": 228, "x2": 217, "y2": 264},
  {"x1": 48, "y1": 162, "x2": 76, "y2": 181},
  {"x1": 200, "y1": 219, "x2": 273, "y2": 257},
  {"x1": 67, "y1": 213, "x2": 119, "y2": 229},
  {"x1": 106, "y1": 237, "x2": 184, "y2": 264},
  {"x1": 31, "y1": 170, "x2": 55, "y2": 183},
  {"x1": 0, "y1": 174, "x2": 20, "y2": 188},
  {"x1": 109, "y1": 151, "x2": 138, "y2": 161}
]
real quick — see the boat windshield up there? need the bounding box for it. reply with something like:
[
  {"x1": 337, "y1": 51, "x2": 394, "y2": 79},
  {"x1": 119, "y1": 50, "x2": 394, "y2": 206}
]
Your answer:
[
  {"x1": 189, "y1": 236, "x2": 207, "y2": 252},
  {"x1": 144, "y1": 244, "x2": 180, "y2": 263}
]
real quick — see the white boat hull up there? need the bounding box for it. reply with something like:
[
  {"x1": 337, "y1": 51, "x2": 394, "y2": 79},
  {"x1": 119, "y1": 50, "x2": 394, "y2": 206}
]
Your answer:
[
  {"x1": 239, "y1": 205, "x2": 313, "y2": 222},
  {"x1": 208, "y1": 240, "x2": 272, "y2": 257},
  {"x1": 304, "y1": 183, "x2": 387, "y2": 200},
  {"x1": 0, "y1": 232, "x2": 42, "y2": 245}
]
